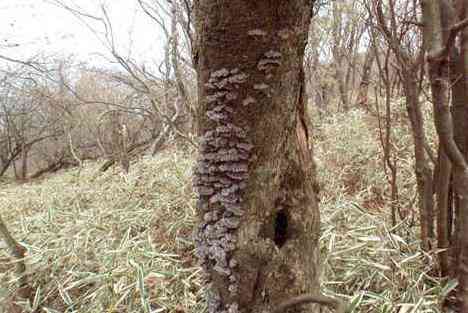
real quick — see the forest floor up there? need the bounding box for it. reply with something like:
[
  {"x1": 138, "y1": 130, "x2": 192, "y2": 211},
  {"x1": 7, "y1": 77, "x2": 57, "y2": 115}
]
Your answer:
[{"x1": 0, "y1": 108, "x2": 452, "y2": 313}]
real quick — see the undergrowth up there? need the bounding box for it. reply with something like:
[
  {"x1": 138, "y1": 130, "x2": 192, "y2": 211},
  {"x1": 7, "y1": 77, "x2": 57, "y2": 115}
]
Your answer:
[
  {"x1": 316, "y1": 109, "x2": 450, "y2": 313},
  {"x1": 0, "y1": 108, "x2": 453, "y2": 312},
  {"x1": 0, "y1": 153, "x2": 202, "y2": 313}
]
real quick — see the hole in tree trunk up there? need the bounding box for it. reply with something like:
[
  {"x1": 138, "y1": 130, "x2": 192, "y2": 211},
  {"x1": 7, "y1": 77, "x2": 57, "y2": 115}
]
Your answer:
[{"x1": 274, "y1": 209, "x2": 289, "y2": 247}]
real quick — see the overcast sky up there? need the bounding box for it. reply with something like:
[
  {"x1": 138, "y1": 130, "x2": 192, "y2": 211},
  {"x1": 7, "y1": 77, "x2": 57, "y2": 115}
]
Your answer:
[{"x1": 0, "y1": 0, "x2": 166, "y2": 68}]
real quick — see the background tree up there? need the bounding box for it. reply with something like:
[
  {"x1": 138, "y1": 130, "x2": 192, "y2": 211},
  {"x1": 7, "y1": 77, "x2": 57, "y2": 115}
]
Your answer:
[
  {"x1": 370, "y1": 0, "x2": 435, "y2": 251},
  {"x1": 420, "y1": 0, "x2": 468, "y2": 309}
]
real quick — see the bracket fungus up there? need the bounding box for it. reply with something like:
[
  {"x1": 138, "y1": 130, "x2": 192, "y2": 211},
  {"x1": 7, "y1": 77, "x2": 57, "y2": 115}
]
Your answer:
[{"x1": 193, "y1": 68, "x2": 254, "y2": 313}]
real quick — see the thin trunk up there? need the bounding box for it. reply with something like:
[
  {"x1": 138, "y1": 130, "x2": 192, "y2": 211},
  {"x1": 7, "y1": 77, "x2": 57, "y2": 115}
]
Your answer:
[
  {"x1": 317, "y1": 83, "x2": 329, "y2": 115},
  {"x1": 110, "y1": 112, "x2": 129, "y2": 173},
  {"x1": 335, "y1": 66, "x2": 349, "y2": 111},
  {"x1": 310, "y1": 48, "x2": 326, "y2": 115},
  {"x1": 100, "y1": 136, "x2": 155, "y2": 172},
  {"x1": 451, "y1": 49, "x2": 467, "y2": 155},
  {"x1": 450, "y1": 44, "x2": 466, "y2": 272},
  {"x1": 20, "y1": 143, "x2": 28, "y2": 180},
  {"x1": 111, "y1": 111, "x2": 120, "y2": 163},
  {"x1": 374, "y1": 46, "x2": 399, "y2": 226},
  {"x1": 357, "y1": 50, "x2": 374, "y2": 110},
  {"x1": 120, "y1": 124, "x2": 129, "y2": 173},
  {"x1": 436, "y1": 147, "x2": 451, "y2": 276},
  {"x1": 332, "y1": 1, "x2": 348, "y2": 111},
  {"x1": 13, "y1": 152, "x2": 19, "y2": 180},
  {"x1": 315, "y1": 90, "x2": 324, "y2": 117},
  {"x1": 458, "y1": 1, "x2": 468, "y2": 308},
  {"x1": 421, "y1": 0, "x2": 468, "y2": 309},
  {"x1": 402, "y1": 71, "x2": 434, "y2": 250}
]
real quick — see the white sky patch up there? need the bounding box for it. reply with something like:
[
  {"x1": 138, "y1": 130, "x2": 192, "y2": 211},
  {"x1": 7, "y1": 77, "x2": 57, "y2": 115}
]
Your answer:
[{"x1": 0, "y1": 0, "x2": 166, "y2": 68}]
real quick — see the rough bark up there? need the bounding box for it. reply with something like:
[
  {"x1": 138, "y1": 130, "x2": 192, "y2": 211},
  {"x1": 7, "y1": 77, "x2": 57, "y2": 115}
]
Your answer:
[{"x1": 192, "y1": 1, "x2": 321, "y2": 313}]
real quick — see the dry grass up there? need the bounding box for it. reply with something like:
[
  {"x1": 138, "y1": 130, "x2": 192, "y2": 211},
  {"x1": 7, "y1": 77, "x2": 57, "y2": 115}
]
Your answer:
[
  {"x1": 0, "y1": 153, "x2": 203, "y2": 313},
  {"x1": 316, "y1": 108, "x2": 450, "y2": 313},
  {"x1": 0, "y1": 107, "x2": 453, "y2": 313}
]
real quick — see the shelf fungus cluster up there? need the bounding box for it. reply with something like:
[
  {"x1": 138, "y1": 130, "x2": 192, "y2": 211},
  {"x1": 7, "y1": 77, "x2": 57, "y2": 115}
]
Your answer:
[
  {"x1": 258, "y1": 50, "x2": 282, "y2": 80},
  {"x1": 193, "y1": 68, "x2": 253, "y2": 313}
]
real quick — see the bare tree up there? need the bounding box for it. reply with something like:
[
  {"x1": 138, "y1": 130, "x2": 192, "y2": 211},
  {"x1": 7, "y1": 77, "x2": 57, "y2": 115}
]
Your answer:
[{"x1": 370, "y1": 0, "x2": 435, "y2": 251}]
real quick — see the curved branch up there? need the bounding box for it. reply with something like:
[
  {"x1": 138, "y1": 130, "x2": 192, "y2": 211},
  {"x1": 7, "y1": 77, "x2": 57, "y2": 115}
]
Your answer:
[{"x1": 272, "y1": 293, "x2": 346, "y2": 313}]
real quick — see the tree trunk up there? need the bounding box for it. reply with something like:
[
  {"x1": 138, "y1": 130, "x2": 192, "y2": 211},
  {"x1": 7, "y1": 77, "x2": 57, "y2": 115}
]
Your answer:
[
  {"x1": 316, "y1": 83, "x2": 330, "y2": 116},
  {"x1": 120, "y1": 124, "x2": 129, "y2": 173},
  {"x1": 110, "y1": 111, "x2": 129, "y2": 173},
  {"x1": 357, "y1": 50, "x2": 374, "y2": 110},
  {"x1": 335, "y1": 64, "x2": 349, "y2": 111},
  {"x1": 421, "y1": 0, "x2": 468, "y2": 309},
  {"x1": 449, "y1": 44, "x2": 465, "y2": 274},
  {"x1": 458, "y1": 0, "x2": 468, "y2": 308},
  {"x1": 463, "y1": 0, "x2": 468, "y2": 162},
  {"x1": 20, "y1": 143, "x2": 28, "y2": 180},
  {"x1": 436, "y1": 147, "x2": 451, "y2": 276},
  {"x1": 331, "y1": 0, "x2": 348, "y2": 111},
  {"x1": 402, "y1": 70, "x2": 434, "y2": 251},
  {"x1": 451, "y1": 48, "x2": 467, "y2": 156},
  {"x1": 192, "y1": 1, "x2": 321, "y2": 313}
]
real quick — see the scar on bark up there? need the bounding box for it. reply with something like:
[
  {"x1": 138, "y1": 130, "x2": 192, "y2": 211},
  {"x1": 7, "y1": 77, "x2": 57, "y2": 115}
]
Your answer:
[
  {"x1": 274, "y1": 208, "x2": 289, "y2": 247},
  {"x1": 272, "y1": 293, "x2": 346, "y2": 313},
  {"x1": 297, "y1": 72, "x2": 309, "y2": 143},
  {"x1": 296, "y1": 72, "x2": 312, "y2": 168}
]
